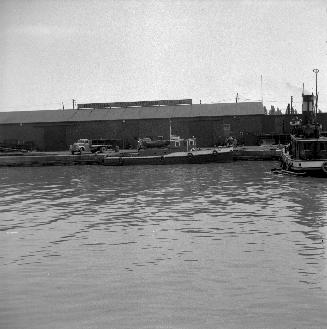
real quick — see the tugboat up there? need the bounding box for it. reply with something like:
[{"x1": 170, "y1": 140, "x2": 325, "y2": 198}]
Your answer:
[{"x1": 280, "y1": 91, "x2": 327, "y2": 177}]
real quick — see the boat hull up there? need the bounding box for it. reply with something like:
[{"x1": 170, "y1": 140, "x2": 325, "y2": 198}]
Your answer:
[
  {"x1": 104, "y1": 149, "x2": 233, "y2": 166},
  {"x1": 280, "y1": 150, "x2": 327, "y2": 177}
]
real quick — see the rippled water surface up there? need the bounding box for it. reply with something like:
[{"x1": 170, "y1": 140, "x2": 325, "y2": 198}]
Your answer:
[{"x1": 1, "y1": 162, "x2": 327, "y2": 329}]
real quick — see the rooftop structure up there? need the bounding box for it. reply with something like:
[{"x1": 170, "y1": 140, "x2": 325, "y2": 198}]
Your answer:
[{"x1": 0, "y1": 101, "x2": 264, "y2": 125}]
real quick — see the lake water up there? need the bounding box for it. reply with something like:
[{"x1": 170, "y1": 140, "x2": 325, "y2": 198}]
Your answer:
[{"x1": 1, "y1": 162, "x2": 327, "y2": 329}]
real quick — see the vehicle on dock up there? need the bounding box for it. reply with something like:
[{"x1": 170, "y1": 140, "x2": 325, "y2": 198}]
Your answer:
[
  {"x1": 70, "y1": 139, "x2": 120, "y2": 154},
  {"x1": 280, "y1": 92, "x2": 327, "y2": 177},
  {"x1": 104, "y1": 135, "x2": 233, "y2": 166},
  {"x1": 137, "y1": 137, "x2": 171, "y2": 150}
]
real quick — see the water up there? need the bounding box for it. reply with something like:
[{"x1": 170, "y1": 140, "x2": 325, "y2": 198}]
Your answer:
[{"x1": 1, "y1": 162, "x2": 326, "y2": 329}]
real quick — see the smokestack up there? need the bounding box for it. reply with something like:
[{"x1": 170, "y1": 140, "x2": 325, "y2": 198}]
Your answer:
[{"x1": 302, "y1": 92, "x2": 315, "y2": 124}]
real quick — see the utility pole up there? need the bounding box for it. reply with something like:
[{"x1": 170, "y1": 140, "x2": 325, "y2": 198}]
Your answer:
[
  {"x1": 235, "y1": 93, "x2": 238, "y2": 103},
  {"x1": 260, "y1": 74, "x2": 263, "y2": 103},
  {"x1": 72, "y1": 99, "x2": 76, "y2": 110},
  {"x1": 313, "y1": 69, "x2": 319, "y2": 115},
  {"x1": 290, "y1": 96, "x2": 293, "y2": 114}
]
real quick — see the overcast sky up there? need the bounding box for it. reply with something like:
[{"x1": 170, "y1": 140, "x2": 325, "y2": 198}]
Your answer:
[{"x1": 0, "y1": 0, "x2": 326, "y2": 112}]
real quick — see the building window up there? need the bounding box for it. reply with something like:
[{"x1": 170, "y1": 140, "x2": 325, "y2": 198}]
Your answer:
[{"x1": 223, "y1": 124, "x2": 231, "y2": 131}]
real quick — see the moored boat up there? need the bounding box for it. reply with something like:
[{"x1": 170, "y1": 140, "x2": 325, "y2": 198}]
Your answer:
[
  {"x1": 104, "y1": 147, "x2": 233, "y2": 166},
  {"x1": 104, "y1": 135, "x2": 233, "y2": 166},
  {"x1": 280, "y1": 91, "x2": 327, "y2": 177}
]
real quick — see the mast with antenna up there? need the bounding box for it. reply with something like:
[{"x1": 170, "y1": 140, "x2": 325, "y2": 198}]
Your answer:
[{"x1": 313, "y1": 69, "x2": 319, "y2": 115}]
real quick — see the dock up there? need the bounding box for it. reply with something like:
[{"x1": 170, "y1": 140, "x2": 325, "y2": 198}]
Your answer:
[
  {"x1": 0, "y1": 147, "x2": 282, "y2": 167},
  {"x1": 0, "y1": 152, "x2": 106, "y2": 167},
  {"x1": 232, "y1": 146, "x2": 282, "y2": 161}
]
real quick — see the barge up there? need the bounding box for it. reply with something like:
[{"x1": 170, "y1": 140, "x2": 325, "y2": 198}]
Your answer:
[
  {"x1": 0, "y1": 146, "x2": 282, "y2": 167},
  {"x1": 103, "y1": 147, "x2": 233, "y2": 166}
]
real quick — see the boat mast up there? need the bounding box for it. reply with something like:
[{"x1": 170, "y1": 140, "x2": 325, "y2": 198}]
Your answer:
[
  {"x1": 313, "y1": 68, "x2": 319, "y2": 116},
  {"x1": 169, "y1": 118, "x2": 172, "y2": 141}
]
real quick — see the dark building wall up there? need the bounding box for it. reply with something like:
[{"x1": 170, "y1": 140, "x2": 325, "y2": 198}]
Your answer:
[
  {"x1": 172, "y1": 117, "x2": 222, "y2": 146},
  {"x1": 138, "y1": 119, "x2": 169, "y2": 140},
  {"x1": 2, "y1": 113, "x2": 327, "y2": 151},
  {"x1": 172, "y1": 115, "x2": 264, "y2": 146},
  {"x1": 66, "y1": 121, "x2": 125, "y2": 143},
  {"x1": 0, "y1": 123, "x2": 44, "y2": 150},
  {"x1": 65, "y1": 119, "x2": 170, "y2": 149},
  {"x1": 65, "y1": 121, "x2": 127, "y2": 147},
  {"x1": 43, "y1": 125, "x2": 67, "y2": 151},
  {"x1": 262, "y1": 115, "x2": 292, "y2": 134},
  {"x1": 263, "y1": 113, "x2": 327, "y2": 134}
]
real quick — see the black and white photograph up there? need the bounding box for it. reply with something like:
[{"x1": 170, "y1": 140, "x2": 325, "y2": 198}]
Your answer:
[{"x1": 1, "y1": 0, "x2": 327, "y2": 328}]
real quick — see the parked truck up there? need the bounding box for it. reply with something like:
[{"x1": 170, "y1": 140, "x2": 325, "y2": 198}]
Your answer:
[{"x1": 70, "y1": 139, "x2": 121, "y2": 154}]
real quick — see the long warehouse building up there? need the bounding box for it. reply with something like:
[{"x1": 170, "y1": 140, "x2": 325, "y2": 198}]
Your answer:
[{"x1": 1, "y1": 100, "x2": 326, "y2": 151}]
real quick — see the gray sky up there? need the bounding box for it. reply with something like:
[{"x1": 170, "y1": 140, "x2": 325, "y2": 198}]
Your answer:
[{"x1": 0, "y1": 0, "x2": 326, "y2": 112}]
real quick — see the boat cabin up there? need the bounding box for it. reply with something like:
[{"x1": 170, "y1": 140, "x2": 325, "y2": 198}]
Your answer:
[
  {"x1": 289, "y1": 136, "x2": 327, "y2": 160},
  {"x1": 169, "y1": 135, "x2": 196, "y2": 151},
  {"x1": 137, "y1": 135, "x2": 197, "y2": 155}
]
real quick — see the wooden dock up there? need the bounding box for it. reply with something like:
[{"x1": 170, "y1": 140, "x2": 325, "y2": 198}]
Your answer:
[
  {"x1": 232, "y1": 146, "x2": 282, "y2": 161},
  {"x1": 0, "y1": 153, "x2": 106, "y2": 166}
]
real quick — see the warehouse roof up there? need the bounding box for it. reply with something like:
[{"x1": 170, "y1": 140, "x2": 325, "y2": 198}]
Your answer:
[{"x1": 0, "y1": 102, "x2": 263, "y2": 124}]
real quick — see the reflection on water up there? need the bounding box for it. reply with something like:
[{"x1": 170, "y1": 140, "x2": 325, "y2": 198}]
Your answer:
[{"x1": 1, "y1": 162, "x2": 327, "y2": 329}]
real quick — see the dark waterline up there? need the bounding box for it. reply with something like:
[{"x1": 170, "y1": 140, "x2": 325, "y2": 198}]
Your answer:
[{"x1": 1, "y1": 162, "x2": 326, "y2": 329}]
